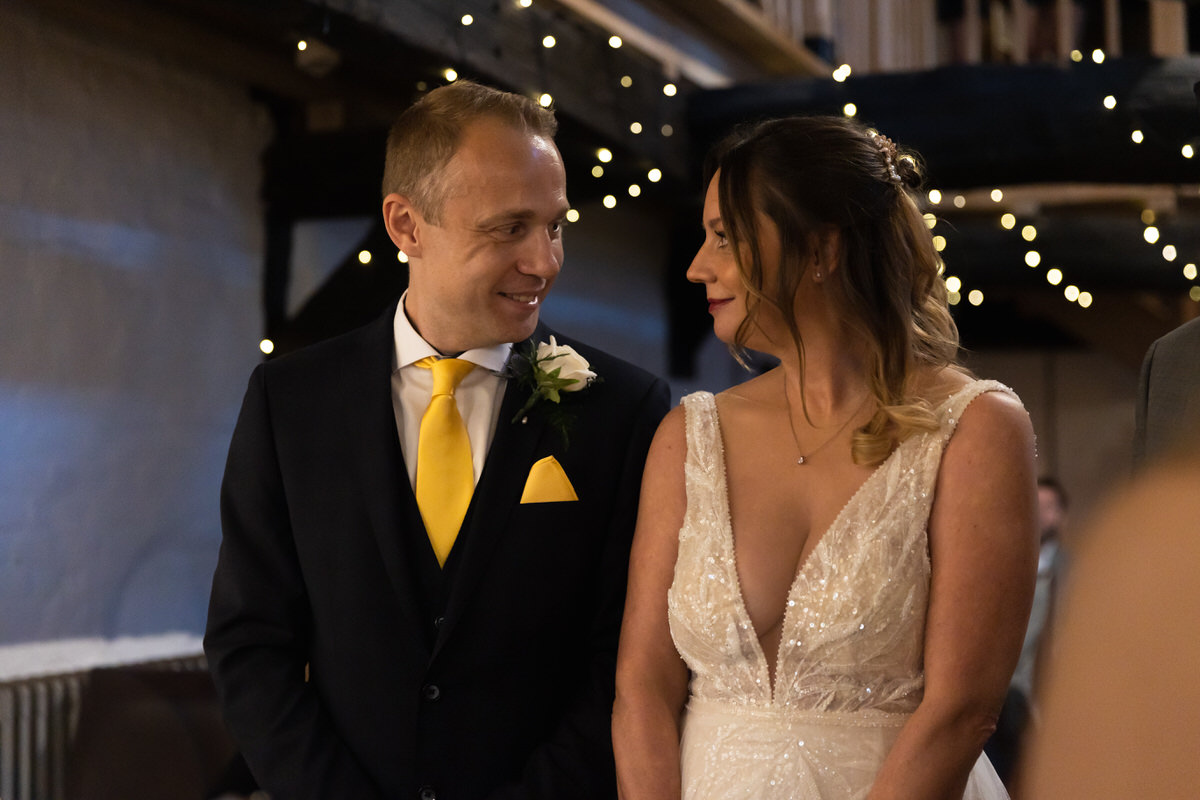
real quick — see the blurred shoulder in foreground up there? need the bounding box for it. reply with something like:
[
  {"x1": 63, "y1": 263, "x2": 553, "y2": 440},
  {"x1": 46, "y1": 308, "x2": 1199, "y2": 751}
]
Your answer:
[{"x1": 1020, "y1": 446, "x2": 1200, "y2": 799}]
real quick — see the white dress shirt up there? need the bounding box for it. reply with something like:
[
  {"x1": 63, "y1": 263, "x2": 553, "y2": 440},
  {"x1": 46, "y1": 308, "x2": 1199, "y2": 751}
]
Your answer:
[{"x1": 391, "y1": 292, "x2": 512, "y2": 489}]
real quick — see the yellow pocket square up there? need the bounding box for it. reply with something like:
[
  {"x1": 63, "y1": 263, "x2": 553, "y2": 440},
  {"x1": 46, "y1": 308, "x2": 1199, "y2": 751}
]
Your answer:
[{"x1": 520, "y1": 456, "x2": 579, "y2": 503}]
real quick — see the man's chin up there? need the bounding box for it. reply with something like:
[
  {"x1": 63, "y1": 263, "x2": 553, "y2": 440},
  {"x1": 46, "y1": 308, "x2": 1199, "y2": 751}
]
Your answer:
[{"x1": 508, "y1": 314, "x2": 540, "y2": 344}]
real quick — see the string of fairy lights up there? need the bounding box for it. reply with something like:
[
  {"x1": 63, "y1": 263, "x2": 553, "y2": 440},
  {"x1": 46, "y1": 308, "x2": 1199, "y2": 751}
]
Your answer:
[
  {"x1": 261, "y1": 14, "x2": 1199, "y2": 355},
  {"x1": 902, "y1": 47, "x2": 1200, "y2": 313}
]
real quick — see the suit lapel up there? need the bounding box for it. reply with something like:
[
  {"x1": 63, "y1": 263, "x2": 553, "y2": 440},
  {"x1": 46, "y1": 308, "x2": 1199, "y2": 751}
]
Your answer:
[
  {"x1": 432, "y1": 332, "x2": 550, "y2": 659},
  {"x1": 350, "y1": 305, "x2": 432, "y2": 657}
]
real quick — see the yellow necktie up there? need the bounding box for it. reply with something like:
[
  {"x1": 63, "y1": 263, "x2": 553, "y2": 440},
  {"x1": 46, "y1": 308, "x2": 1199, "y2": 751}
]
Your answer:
[{"x1": 415, "y1": 356, "x2": 476, "y2": 567}]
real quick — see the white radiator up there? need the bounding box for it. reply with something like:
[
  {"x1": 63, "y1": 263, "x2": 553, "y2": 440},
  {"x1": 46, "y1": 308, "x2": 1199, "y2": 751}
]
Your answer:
[
  {"x1": 0, "y1": 634, "x2": 206, "y2": 800},
  {"x1": 0, "y1": 673, "x2": 83, "y2": 800}
]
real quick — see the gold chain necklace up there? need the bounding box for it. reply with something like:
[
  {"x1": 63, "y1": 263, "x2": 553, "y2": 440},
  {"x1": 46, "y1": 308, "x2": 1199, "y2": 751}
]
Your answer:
[{"x1": 782, "y1": 379, "x2": 872, "y2": 465}]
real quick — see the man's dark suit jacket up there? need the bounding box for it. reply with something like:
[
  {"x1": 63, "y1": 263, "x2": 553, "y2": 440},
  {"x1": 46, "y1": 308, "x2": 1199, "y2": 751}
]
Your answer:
[
  {"x1": 204, "y1": 303, "x2": 670, "y2": 800},
  {"x1": 1135, "y1": 316, "x2": 1200, "y2": 467}
]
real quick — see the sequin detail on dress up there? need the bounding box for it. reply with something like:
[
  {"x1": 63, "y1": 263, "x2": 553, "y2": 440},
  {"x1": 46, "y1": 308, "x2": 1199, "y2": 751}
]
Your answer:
[{"x1": 668, "y1": 381, "x2": 1015, "y2": 799}]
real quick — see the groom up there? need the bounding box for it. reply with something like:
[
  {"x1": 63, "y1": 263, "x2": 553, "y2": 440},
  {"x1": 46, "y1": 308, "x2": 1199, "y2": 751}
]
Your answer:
[{"x1": 204, "y1": 80, "x2": 670, "y2": 799}]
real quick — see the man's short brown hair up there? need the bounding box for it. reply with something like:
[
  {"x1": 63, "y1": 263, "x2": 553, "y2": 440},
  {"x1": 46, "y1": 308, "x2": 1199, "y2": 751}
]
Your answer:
[{"x1": 381, "y1": 80, "x2": 558, "y2": 223}]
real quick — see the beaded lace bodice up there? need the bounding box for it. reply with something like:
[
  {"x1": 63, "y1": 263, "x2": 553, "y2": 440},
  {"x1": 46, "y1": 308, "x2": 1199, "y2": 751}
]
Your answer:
[{"x1": 668, "y1": 381, "x2": 1015, "y2": 715}]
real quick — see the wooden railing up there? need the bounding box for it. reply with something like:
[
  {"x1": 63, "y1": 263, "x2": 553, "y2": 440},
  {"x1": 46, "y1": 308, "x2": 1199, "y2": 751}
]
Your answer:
[{"x1": 652, "y1": 0, "x2": 1192, "y2": 77}]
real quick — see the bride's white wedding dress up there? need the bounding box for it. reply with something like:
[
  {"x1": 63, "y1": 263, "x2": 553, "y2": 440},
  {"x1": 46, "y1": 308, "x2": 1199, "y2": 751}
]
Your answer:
[{"x1": 669, "y1": 383, "x2": 1012, "y2": 799}]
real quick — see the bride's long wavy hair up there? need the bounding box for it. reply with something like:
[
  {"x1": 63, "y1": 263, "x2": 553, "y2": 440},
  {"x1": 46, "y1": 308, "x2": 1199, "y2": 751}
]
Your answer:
[{"x1": 704, "y1": 115, "x2": 961, "y2": 466}]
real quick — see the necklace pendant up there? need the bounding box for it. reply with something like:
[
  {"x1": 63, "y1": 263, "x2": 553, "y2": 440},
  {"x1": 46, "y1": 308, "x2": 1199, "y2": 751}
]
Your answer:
[{"x1": 796, "y1": 456, "x2": 806, "y2": 465}]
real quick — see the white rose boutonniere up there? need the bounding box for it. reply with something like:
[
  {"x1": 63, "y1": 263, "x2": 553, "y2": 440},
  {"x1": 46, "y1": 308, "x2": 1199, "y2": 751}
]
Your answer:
[{"x1": 510, "y1": 336, "x2": 600, "y2": 448}]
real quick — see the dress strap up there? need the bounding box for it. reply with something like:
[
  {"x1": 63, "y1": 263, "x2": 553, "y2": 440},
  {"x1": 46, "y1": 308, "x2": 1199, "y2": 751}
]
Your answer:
[
  {"x1": 937, "y1": 379, "x2": 1021, "y2": 438},
  {"x1": 681, "y1": 391, "x2": 721, "y2": 475}
]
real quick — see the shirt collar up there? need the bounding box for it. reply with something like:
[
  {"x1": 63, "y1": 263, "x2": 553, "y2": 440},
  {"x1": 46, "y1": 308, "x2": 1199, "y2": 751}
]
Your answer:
[{"x1": 393, "y1": 290, "x2": 513, "y2": 374}]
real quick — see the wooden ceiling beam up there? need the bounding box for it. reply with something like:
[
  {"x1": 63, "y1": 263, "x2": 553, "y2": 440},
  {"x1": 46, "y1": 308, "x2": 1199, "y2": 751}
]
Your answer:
[{"x1": 648, "y1": 0, "x2": 830, "y2": 76}]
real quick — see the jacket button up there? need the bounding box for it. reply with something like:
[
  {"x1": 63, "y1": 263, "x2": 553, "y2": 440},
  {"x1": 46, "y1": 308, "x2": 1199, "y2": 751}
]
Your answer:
[
  {"x1": 421, "y1": 683, "x2": 441, "y2": 701},
  {"x1": 418, "y1": 787, "x2": 436, "y2": 800}
]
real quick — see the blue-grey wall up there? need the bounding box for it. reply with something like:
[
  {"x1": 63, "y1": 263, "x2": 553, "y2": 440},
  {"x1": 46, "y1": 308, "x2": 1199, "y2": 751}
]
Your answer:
[{"x1": 0, "y1": 4, "x2": 269, "y2": 642}]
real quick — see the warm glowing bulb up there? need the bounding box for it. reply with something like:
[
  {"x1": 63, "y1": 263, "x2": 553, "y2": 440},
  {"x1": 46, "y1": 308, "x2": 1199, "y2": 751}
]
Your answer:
[
  {"x1": 968, "y1": 290, "x2": 984, "y2": 306},
  {"x1": 1000, "y1": 213, "x2": 1016, "y2": 230},
  {"x1": 1184, "y1": 144, "x2": 1195, "y2": 159},
  {"x1": 928, "y1": 190, "x2": 943, "y2": 205},
  {"x1": 1070, "y1": 49, "x2": 1083, "y2": 62},
  {"x1": 397, "y1": 251, "x2": 409, "y2": 263},
  {"x1": 297, "y1": 40, "x2": 308, "y2": 51},
  {"x1": 647, "y1": 168, "x2": 662, "y2": 183},
  {"x1": 628, "y1": 184, "x2": 642, "y2": 197},
  {"x1": 629, "y1": 121, "x2": 642, "y2": 134},
  {"x1": 518, "y1": 0, "x2": 532, "y2": 6},
  {"x1": 1132, "y1": 129, "x2": 1144, "y2": 144},
  {"x1": 620, "y1": 75, "x2": 633, "y2": 88},
  {"x1": 260, "y1": 339, "x2": 275, "y2": 354},
  {"x1": 923, "y1": 213, "x2": 938, "y2": 229},
  {"x1": 945, "y1": 276, "x2": 962, "y2": 293},
  {"x1": 461, "y1": 14, "x2": 473, "y2": 25},
  {"x1": 843, "y1": 103, "x2": 857, "y2": 117},
  {"x1": 948, "y1": 291, "x2": 962, "y2": 305},
  {"x1": 1103, "y1": 95, "x2": 1117, "y2": 110},
  {"x1": 566, "y1": 208, "x2": 580, "y2": 223},
  {"x1": 663, "y1": 83, "x2": 677, "y2": 97},
  {"x1": 358, "y1": 250, "x2": 372, "y2": 265},
  {"x1": 953, "y1": 195, "x2": 966, "y2": 208},
  {"x1": 444, "y1": 68, "x2": 458, "y2": 82},
  {"x1": 539, "y1": 93, "x2": 553, "y2": 107},
  {"x1": 1078, "y1": 291, "x2": 1093, "y2": 308},
  {"x1": 661, "y1": 124, "x2": 674, "y2": 137},
  {"x1": 603, "y1": 194, "x2": 617, "y2": 209},
  {"x1": 1184, "y1": 263, "x2": 1198, "y2": 280},
  {"x1": 1191, "y1": 286, "x2": 1200, "y2": 302},
  {"x1": 542, "y1": 35, "x2": 556, "y2": 48},
  {"x1": 1026, "y1": 250, "x2": 1041, "y2": 267},
  {"x1": 1064, "y1": 285, "x2": 1080, "y2": 301},
  {"x1": 1092, "y1": 49, "x2": 1105, "y2": 63},
  {"x1": 1141, "y1": 209, "x2": 1157, "y2": 225},
  {"x1": 591, "y1": 165, "x2": 604, "y2": 178},
  {"x1": 1046, "y1": 268, "x2": 1063, "y2": 285},
  {"x1": 608, "y1": 35, "x2": 622, "y2": 48},
  {"x1": 1021, "y1": 225, "x2": 1037, "y2": 242},
  {"x1": 1144, "y1": 226, "x2": 1160, "y2": 244},
  {"x1": 597, "y1": 148, "x2": 613, "y2": 163},
  {"x1": 991, "y1": 189, "x2": 1004, "y2": 203},
  {"x1": 932, "y1": 235, "x2": 947, "y2": 252},
  {"x1": 1163, "y1": 244, "x2": 1178, "y2": 261}
]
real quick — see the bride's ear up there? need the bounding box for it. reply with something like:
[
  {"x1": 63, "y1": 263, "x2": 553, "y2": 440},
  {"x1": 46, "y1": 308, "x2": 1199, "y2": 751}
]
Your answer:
[{"x1": 812, "y1": 227, "x2": 842, "y2": 281}]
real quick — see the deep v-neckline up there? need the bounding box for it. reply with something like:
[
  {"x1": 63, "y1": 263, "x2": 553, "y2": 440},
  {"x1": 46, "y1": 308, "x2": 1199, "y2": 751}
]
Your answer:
[
  {"x1": 707, "y1": 394, "x2": 915, "y2": 702},
  {"x1": 704, "y1": 383, "x2": 982, "y2": 701}
]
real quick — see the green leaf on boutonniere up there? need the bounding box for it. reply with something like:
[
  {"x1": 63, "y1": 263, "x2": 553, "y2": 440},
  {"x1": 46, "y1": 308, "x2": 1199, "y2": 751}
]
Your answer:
[{"x1": 509, "y1": 336, "x2": 600, "y2": 449}]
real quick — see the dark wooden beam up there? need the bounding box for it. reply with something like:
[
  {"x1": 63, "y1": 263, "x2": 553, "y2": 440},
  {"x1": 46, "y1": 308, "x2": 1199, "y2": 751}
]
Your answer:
[{"x1": 688, "y1": 58, "x2": 1200, "y2": 188}]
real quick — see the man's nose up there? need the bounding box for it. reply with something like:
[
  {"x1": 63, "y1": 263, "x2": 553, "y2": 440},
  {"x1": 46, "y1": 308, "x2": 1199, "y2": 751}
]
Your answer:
[{"x1": 520, "y1": 228, "x2": 562, "y2": 278}]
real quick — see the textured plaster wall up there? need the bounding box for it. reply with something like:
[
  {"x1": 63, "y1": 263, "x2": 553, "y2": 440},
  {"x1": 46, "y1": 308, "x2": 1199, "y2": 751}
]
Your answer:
[{"x1": 0, "y1": 5, "x2": 271, "y2": 642}]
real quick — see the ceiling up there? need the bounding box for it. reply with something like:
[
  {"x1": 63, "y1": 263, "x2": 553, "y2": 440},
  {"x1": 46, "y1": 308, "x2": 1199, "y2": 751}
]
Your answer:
[{"x1": 27, "y1": 0, "x2": 1200, "y2": 368}]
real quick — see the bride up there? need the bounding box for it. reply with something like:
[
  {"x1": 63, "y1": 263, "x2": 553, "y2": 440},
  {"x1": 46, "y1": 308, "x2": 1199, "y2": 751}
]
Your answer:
[{"x1": 613, "y1": 116, "x2": 1037, "y2": 799}]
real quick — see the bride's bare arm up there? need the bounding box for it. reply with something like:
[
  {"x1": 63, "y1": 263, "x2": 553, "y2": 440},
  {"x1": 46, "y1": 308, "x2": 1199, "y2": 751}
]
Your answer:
[
  {"x1": 613, "y1": 406, "x2": 691, "y2": 800},
  {"x1": 867, "y1": 390, "x2": 1038, "y2": 800}
]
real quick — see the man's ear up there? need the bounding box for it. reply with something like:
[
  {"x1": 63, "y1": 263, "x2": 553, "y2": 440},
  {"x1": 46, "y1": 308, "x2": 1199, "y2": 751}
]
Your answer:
[{"x1": 382, "y1": 193, "x2": 424, "y2": 258}]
